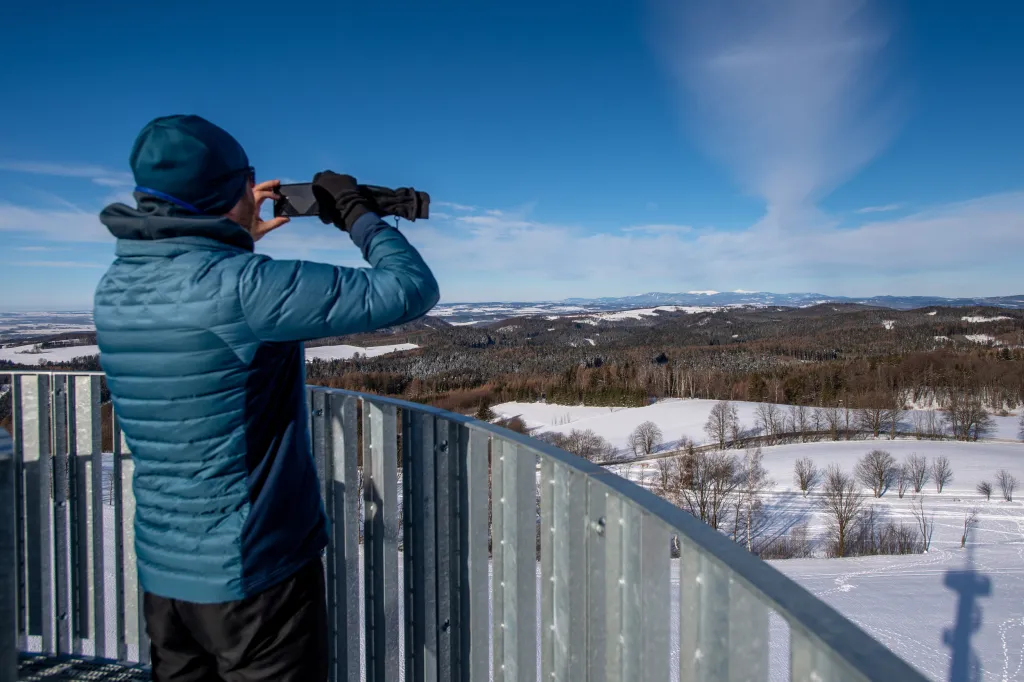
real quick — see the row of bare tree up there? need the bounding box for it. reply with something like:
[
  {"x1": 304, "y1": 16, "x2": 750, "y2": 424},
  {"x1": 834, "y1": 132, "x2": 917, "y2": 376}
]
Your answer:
[{"x1": 708, "y1": 398, "x2": 1001, "y2": 447}]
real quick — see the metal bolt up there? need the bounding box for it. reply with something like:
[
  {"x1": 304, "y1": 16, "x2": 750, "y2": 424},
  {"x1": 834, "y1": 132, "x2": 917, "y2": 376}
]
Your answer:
[
  {"x1": 593, "y1": 517, "x2": 606, "y2": 536},
  {"x1": 439, "y1": 440, "x2": 449, "y2": 453},
  {"x1": 442, "y1": 619, "x2": 450, "y2": 632},
  {"x1": 314, "y1": 409, "x2": 324, "y2": 417}
]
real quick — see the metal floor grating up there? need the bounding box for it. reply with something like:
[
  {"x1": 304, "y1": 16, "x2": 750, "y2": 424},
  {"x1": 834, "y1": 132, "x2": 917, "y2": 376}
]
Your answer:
[{"x1": 18, "y1": 654, "x2": 151, "y2": 681}]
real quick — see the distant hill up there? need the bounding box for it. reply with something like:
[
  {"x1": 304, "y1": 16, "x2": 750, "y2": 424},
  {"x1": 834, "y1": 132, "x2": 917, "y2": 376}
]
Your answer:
[
  {"x1": 560, "y1": 291, "x2": 1024, "y2": 310},
  {"x1": 5, "y1": 292, "x2": 1024, "y2": 339}
]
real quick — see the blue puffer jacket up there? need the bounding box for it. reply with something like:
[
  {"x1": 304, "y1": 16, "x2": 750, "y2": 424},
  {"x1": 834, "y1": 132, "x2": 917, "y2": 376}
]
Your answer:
[{"x1": 94, "y1": 198, "x2": 439, "y2": 603}]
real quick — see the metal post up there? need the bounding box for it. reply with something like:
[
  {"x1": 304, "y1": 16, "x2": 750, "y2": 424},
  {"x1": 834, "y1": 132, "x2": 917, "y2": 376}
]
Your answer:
[
  {"x1": 407, "y1": 411, "x2": 437, "y2": 682},
  {"x1": 51, "y1": 375, "x2": 71, "y2": 655},
  {"x1": 435, "y1": 418, "x2": 458, "y2": 682},
  {"x1": 327, "y1": 393, "x2": 360, "y2": 682},
  {"x1": 21, "y1": 375, "x2": 53, "y2": 651},
  {"x1": 10, "y1": 376, "x2": 27, "y2": 651},
  {"x1": 112, "y1": 418, "x2": 126, "y2": 662},
  {"x1": 493, "y1": 439, "x2": 536, "y2": 681},
  {"x1": 75, "y1": 375, "x2": 105, "y2": 659},
  {"x1": 458, "y1": 427, "x2": 489, "y2": 682},
  {"x1": 0, "y1": 429, "x2": 17, "y2": 682},
  {"x1": 362, "y1": 401, "x2": 400, "y2": 682}
]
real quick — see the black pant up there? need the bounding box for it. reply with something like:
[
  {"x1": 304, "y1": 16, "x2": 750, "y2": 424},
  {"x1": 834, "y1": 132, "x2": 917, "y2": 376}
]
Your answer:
[{"x1": 144, "y1": 559, "x2": 328, "y2": 682}]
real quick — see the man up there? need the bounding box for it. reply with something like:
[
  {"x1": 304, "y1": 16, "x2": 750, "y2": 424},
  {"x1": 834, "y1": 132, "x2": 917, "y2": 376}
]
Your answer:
[{"x1": 94, "y1": 114, "x2": 439, "y2": 681}]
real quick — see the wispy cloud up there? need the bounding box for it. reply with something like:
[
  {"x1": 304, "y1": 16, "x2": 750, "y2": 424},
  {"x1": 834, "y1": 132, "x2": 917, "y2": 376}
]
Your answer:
[
  {"x1": 16, "y1": 245, "x2": 57, "y2": 252},
  {"x1": 0, "y1": 202, "x2": 111, "y2": 242},
  {"x1": 855, "y1": 203, "x2": 902, "y2": 214},
  {"x1": 5, "y1": 188, "x2": 1024, "y2": 300},
  {"x1": 402, "y1": 193, "x2": 1024, "y2": 298},
  {"x1": 435, "y1": 201, "x2": 476, "y2": 212},
  {"x1": 0, "y1": 160, "x2": 133, "y2": 187},
  {"x1": 649, "y1": 0, "x2": 903, "y2": 214},
  {"x1": 621, "y1": 224, "x2": 693, "y2": 235}
]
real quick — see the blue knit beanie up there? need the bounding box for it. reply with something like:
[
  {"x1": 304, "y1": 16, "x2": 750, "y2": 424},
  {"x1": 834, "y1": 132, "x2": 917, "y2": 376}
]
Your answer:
[{"x1": 129, "y1": 115, "x2": 251, "y2": 215}]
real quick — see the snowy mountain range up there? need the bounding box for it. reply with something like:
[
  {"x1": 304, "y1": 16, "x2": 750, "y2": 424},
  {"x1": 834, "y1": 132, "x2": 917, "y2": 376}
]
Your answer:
[
  {"x1": 3, "y1": 292, "x2": 1023, "y2": 339},
  {"x1": 560, "y1": 291, "x2": 1024, "y2": 310}
]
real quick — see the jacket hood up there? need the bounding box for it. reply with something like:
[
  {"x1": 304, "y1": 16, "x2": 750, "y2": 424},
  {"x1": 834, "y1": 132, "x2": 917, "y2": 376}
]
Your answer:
[{"x1": 99, "y1": 194, "x2": 254, "y2": 252}]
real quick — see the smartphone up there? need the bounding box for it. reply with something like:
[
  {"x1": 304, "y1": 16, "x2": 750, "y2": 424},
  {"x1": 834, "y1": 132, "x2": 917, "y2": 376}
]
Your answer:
[{"x1": 273, "y1": 183, "x2": 319, "y2": 218}]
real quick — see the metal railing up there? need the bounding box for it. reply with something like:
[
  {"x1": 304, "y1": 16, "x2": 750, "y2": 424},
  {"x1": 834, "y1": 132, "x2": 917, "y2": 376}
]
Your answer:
[{"x1": 0, "y1": 371, "x2": 929, "y2": 681}]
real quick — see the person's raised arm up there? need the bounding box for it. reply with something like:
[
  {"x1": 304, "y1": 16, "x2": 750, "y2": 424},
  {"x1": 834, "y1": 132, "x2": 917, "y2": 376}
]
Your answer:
[{"x1": 238, "y1": 172, "x2": 439, "y2": 342}]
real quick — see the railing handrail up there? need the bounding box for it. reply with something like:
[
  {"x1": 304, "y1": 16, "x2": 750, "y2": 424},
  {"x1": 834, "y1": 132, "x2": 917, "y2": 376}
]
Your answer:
[{"x1": 317, "y1": 387, "x2": 923, "y2": 681}]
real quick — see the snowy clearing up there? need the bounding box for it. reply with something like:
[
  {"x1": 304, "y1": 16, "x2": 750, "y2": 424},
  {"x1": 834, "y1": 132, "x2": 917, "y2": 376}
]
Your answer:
[
  {"x1": 304, "y1": 343, "x2": 418, "y2": 361},
  {"x1": 580, "y1": 305, "x2": 719, "y2": 322},
  {"x1": 493, "y1": 398, "x2": 1023, "y2": 453},
  {"x1": 883, "y1": 320, "x2": 896, "y2": 330},
  {"x1": 966, "y1": 334, "x2": 999, "y2": 344},
  {"x1": 0, "y1": 342, "x2": 420, "y2": 366},
  {"x1": 963, "y1": 316, "x2": 1012, "y2": 323},
  {"x1": 0, "y1": 343, "x2": 99, "y2": 365}
]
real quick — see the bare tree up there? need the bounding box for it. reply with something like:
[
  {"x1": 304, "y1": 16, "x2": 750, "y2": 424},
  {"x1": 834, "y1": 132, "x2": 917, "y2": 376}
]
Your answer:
[
  {"x1": 910, "y1": 495, "x2": 935, "y2": 552},
  {"x1": 911, "y1": 411, "x2": 927, "y2": 440},
  {"x1": 822, "y1": 404, "x2": 842, "y2": 440},
  {"x1": 926, "y1": 410, "x2": 944, "y2": 439},
  {"x1": 855, "y1": 449, "x2": 897, "y2": 498},
  {"x1": 561, "y1": 429, "x2": 613, "y2": 462},
  {"x1": 737, "y1": 448, "x2": 774, "y2": 552},
  {"x1": 810, "y1": 408, "x2": 826, "y2": 441},
  {"x1": 931, "y1": 456, "x2": 953, "y2": 493},
  {"x1": 944, "y1": 392, "x2": 996, "y2": 441},
  {"x1": 627, "y1": 421, "x2": 663, "y2": 458},
  {"x1": 996, "y1": 469, "x2": 1019, "y2": 502},
  {"x1": 895, "y1": 463, "x2": 911, "y2": 499},
  {"x1": 704, "y1": 401, "x2": 739, "y2": 450},
  {"x1": 790, "y1": 405, "x2": 811, "y2": 441},
  {"x1": 976, "y1": 481, "x2": 992, "y2": 501},
  {"x1": 819, "y1": 465, "x2": 865, "y2": 557},
  {"x1": 857, "y1": 397, "x2": 886, "y2": 438},
  {"x1": 754, "y1": 403, "x2": 782, "y2": 442},
  {"x1": 961, "y1": 508, "x2": 980, "y2": 548},
  {"x1": 674, "y1": 447, "x2": 739, "y2": 530},
  {"x1": 1019, "y1": 412, "x2": 1024, "y2": 441},
  {"x1": 907, "y1": 454, "x2": 930, "y2": 493},
  {"x1": 884, "y1": 392, "x2": 908, "y2": 440},
  {"x1": 793, "y1": 457, "x2": 820, "y2": 497}
]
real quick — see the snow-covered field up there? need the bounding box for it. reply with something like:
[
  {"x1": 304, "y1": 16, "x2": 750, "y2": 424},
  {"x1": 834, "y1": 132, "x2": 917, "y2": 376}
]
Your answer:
[
  {"x1": 0, "y1": 342, "x2": 418, "y2": 366},
  {"x1": 304, "y1": 342, "x2": 418, "y2": 362},
  {"x1": 493, "y1": 397, "x2": 1023, "y2": 452},
  {"x1": 0, "y1": 343, "x2": 100, "y2": 365}
]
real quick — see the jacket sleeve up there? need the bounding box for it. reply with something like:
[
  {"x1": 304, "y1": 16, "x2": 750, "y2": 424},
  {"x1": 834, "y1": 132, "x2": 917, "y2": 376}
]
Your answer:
[{"x1": 238, "y1": 213, "x2": 440, "y2": 342}]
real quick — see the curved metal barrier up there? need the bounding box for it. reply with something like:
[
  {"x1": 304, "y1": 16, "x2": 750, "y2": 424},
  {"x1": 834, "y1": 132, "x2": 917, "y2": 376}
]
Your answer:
[{"x1": 0, "y1": 371, "x2": 929, "y2": 681}]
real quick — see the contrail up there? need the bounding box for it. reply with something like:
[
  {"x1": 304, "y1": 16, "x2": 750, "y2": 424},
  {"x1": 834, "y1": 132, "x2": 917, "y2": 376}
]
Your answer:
[{"x1": 649, "y1": 0, "x2": 903, "y2": 215}]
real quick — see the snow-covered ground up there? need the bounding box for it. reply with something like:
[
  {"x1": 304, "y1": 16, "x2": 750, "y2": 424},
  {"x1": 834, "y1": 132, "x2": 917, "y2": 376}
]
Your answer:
[
  {"x1": 580, "y1": 305, "x2": 720, "y2": 322},
  {"x1": 493, "y1": 398, "x2": 1023, "y2": 453},
  {"x1": 304, "y1": 343, "x2": 418, "y2": 362},
  {"x1": 0, "y1": 342, "x2": 418, "y2": 366},
  {"x1": 0, "y1": 343, "x2": 100, "y2": 365}
]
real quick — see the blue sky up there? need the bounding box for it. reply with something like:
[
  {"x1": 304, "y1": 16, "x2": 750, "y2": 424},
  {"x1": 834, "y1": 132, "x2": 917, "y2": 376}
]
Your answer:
[{"x1": 1, "y1": 0, "x2": 1023, "y2": 309}]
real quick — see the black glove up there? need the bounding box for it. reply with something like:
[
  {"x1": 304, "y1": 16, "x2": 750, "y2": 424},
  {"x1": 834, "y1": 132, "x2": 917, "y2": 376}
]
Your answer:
[
  {"x1": 312, "y1": 171, "x2": 374, "y2": 231},
  {"x1": 361, "y1": 186, "x2": 430, "y2": 221}
]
